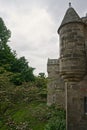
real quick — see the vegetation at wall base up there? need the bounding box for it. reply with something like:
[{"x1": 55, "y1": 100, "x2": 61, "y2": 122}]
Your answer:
[{"x1": 44, "y1": 105, "x2": 66, "y2": 130}]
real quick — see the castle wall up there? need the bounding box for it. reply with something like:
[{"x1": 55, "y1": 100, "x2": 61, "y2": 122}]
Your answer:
[
  {"x1": 84, "y1": 18, "x2": 87, "y2": 64},
  {"x1": 66, "y1": 76, "x2": 87, "y2": 130},
  {"x1": 47, "y1": 59, "x2": 65, "y2": 108},
  {"x1": 82, "y1": 17, "x2": 87, "y2": 61}
]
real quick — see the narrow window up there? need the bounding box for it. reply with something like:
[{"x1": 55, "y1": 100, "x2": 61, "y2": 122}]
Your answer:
[
  {"x1": 53, "y1": 95, "x2": 56, "y2": 104},
  {"x1": 84, "y1": 97, "x2": 87, "y2": 114}
]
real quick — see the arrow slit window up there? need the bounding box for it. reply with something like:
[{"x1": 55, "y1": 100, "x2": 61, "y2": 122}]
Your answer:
[{"x1": 84, "y1": 97, "x2": 87, "y2": 114}]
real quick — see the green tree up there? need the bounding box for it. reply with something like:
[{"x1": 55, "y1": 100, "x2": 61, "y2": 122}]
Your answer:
[
  {"x1": 0, "y1": 17, "x2": 15, "y2": 67},
  {"x1": 35, "y1": 73, "x2": 47, "y2": 88},
  {"x1": 0, "y1": 17, "x2": 35, "y2": 85},
  {"x1": 10, "y1": 56, "x2": 29, "y2": 73},
  {"x1": 10, "y1": 56, "x2": 35, "y2": 85},
  {"x1": 0, "y1": 43, "x2": 15, "y2": 66},
  {"x1": 38, "y1": 73, "x2": 46, "y2": 78},
  {"x1": 21, "y1": 67, "x2": 35, "y2": 82},
  {"x1": 0, "y1": 17, "x2": 11, "y2": 43}
]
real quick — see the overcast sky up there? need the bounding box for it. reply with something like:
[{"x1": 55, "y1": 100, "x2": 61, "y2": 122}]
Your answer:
[{"x1": 0, "y1": 0, "x2": 87, "y2": 75}]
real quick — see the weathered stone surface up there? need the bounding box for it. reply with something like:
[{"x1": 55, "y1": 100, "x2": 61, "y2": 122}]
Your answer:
[{"x1": 47, "y1": 59, "x2": 65, "y2": 108}]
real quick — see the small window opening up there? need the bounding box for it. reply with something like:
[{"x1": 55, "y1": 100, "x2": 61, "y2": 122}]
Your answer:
[{"x1": 84, "y1": 97, "x2": 87, "y2": 114}]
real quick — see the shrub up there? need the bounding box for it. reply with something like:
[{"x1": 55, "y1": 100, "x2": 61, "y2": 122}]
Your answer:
[
  {"x1": 10, "y1": 73, "x2": 22, "y2": 85},
  {"x1": 44, "y1": 107, "x2": 66, "y2": 130}
]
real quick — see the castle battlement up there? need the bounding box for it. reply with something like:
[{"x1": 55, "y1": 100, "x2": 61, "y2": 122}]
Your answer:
[
  {"x1": 47, "y1": 58, "x2": 59, "y2": 65},
  {"x1": 81, "y1": 16, "x2": 87, "y2": 24}
]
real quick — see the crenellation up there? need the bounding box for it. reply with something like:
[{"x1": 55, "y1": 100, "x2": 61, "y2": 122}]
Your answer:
[{"x1": 47, "y1": 58, "x2": 59, "y2": 65}]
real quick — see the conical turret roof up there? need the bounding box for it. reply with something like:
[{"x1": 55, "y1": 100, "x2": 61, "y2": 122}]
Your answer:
[{"x1": 58, "y1": 6, "x2": 82, "y2": 32}]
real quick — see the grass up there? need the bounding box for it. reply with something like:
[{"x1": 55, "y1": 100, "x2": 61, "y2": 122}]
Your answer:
[{"x1": 0, "y1": 102, "x2": 49, "y2": 130}]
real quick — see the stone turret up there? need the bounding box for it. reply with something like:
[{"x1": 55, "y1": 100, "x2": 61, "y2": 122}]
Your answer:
[
  {"x1": 57, "y1": 4, "x2": 87, "y2": 130},
  {"x1": 58, "y1": 5, "x2": 87, "y2": 82}
]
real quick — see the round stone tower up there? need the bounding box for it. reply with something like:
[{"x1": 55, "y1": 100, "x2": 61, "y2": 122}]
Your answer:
[{"x1": 58, "y1": 4, "x2": 87, "y2": 82}]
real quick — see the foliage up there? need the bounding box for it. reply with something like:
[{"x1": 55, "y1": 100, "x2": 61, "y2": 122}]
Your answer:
[
  {"x1": 35, "y1": 73, "x2": 47, "y2": 88},
  {"x1": 0, "y1": 18, "x2": 15, "y2": 66},
  {"x1": 10, "y1": 56, "x2": 35, "y2": 85},
  {"x1": 0, "y1": 66, "x2": 65, "y2": 130},
  {"x1": 38, "y1": 73, "x2": 46, "y2": 78},
  {"x1": 10, "y1": 56, "x2": 28, "y2": 73},
  {"x1": 0, "y1": 43, "x2": 15, "y2": 66},
  {"x1": 21, "y1": 67, "x2": 35, "y2": 82},
  {"x1": 0, "y1": 73, "x2": 48, "y2": 130},
  {"x1": 10, "y1": 73, "x2": 23, "y2": 85},
  {"x1": 0, "y1": 18, "x2": 35, "y2": 85},
  {"x1": 0, "y1": 17, "x2": 11, "y2": 43},
  {"x1": 44, "y1": 106, "x2": 66, "y2": 130},
  {"x1": 10, "y1": 67, "x2": 35, "y2": 85}
]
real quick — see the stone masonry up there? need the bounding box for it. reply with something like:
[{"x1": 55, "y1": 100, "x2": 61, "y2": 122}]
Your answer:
[
  {"x1": 47, "y1": 4, "x2": 87, "y2": 130},
  {"x1": 47, "y1": 59, "x2": 65, "y2": 108}
]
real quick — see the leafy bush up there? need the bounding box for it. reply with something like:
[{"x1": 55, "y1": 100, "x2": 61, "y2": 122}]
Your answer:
[
  {"x1": 0, "y1": 101, "x2": 14, "y2": 115},
  {"x1": 44, "y1": 106, "x2": 66, "y2": 130},
  {"x1": 10, "y1": 73, "x2": 22, "y2": 85},
  {"x1": 45, "y1": 118, "x2": 66, "y2": 130},
  {"x1": 0, "y1": 67, "x2": 6, "y2": 74},
  {"x1": 35, "y1": 73, "x2": 47, "y2": 88}
]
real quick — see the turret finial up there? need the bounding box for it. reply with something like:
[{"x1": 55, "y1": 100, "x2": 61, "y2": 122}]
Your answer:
[{"x1": 69, "y1": 2, "x2": 71, "y2": 8}]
